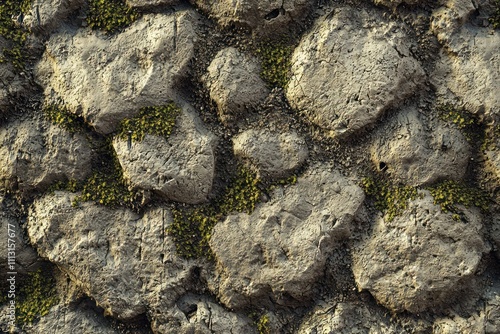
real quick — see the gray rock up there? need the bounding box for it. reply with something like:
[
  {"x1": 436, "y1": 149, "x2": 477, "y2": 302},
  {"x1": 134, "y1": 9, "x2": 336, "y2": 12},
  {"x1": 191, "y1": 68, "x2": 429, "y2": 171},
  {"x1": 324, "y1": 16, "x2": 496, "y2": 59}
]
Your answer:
[
  {"x1": 432, "y1": 24, "x2": 500, "y2": 119},
  {"x1": 0, "y1": 37, "x2": 28, "y2": 111},
  {"x1": 113, "y1": 105, "x2": 217, "y2": 204},
  {"x1": 485, "y1": 138, "x2": 500, "y2": 180},
  {"x1": 209, "y1": 165, "x2": 365, "y2": 309},
  {"x1": 189, "y1": 0, "x2": 311, "y2": 35},
  {"x1": 233, "y1": 129, "x2": 308, "y2": 179},
  {"x1": 126, "y1": 0, "x2": 178, "y2": 8},
  {"x1": 28, "y1": 192, "x2": 197, "y2": 320},
  {"x1": 430, "y1": 0, "x2": 477, "y2": 43},
  {"x1": 23, "y1": 0, "x2": 85, "y2": 33},
  {"x1": 35, "y1": 11, "x2": 198, "y2": 134},
  {"x1": 205, "y1": 47, "x2": 269, "y2": 125},
  {"x1": 286, "y1": 7, "x2": 426, "y2": 138},
  {"x1": 297, "y1": 302, "x2": 401, "y2": 334},
  {"x1": 492, "y1": 212, "x2": 500, "y2": 260},
  {"x1": 352, "y1": 191, "x2": 488, "y2": 313},
  {"x1": 371, "y1": 106, "x2": 471, "y2": 186},
  {"x1": 0, "y1": 117, "x2": 93, "y2": 193}
]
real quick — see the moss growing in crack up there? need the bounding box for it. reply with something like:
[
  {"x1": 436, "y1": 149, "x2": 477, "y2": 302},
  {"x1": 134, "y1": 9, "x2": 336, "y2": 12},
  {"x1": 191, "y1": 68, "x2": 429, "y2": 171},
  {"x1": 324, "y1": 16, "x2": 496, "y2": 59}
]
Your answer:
[
  {"x1": 257, "y1": 314, "x2": 271, "y2": 334},
  {"x1": 437, "y1": 103, "x2": 482, "y2": 142},
  {"x1": 117, "y1": 103, "x2": 181, "y2": 142},
  {"x1": 490, "y1": 0, "x2": 500, "y2": 29},
  {"x1": 219, "y1": 166, "x2": 262, "y2": 215},
  {"x1": 16, "y1": 269, "x2": 58, "y2": 326},
  {"x1": 427, "y1": 180, "x2": 490, "y2": 217},
  {"x1": 87, "y1": 0, "x2": 139, "y2": 34},
  {"x1": 43, "y1": 105, "x2": 87, "y2": 133},
  {"x1": 361, "y1": 177, "x2": 420, "y2": 221},
  {"x1": 256, "y1": 42, "x2": 293, "y2": 89},
  {"x1": 0, "y1": 0, "x2": 31, "y2": 69}
]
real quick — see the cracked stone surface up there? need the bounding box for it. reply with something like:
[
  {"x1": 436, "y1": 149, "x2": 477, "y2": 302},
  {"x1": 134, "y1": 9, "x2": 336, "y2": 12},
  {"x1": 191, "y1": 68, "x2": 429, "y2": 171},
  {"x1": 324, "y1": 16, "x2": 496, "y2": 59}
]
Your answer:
[
  {"x1": 27, "y1": 191, "x2": 197, "y2": 321},
  {"x1": 113, "y1": 104, "x2": 217, "y2": 204},
  {"x1": 23, "y1": 0, "x2": 86, "y2": 33},
  {"x1": 35, "y1": 10, "x2": 199, "y2": 134},
  {"x1": 352, "y1": 190, "x2": 488, "y2": 313},
  {"x1": 286, "y1": 6, "x2": 426, "y2": 138},
  {"x1": 209, "y1": 165, "x2": 365, "y2": 309}
]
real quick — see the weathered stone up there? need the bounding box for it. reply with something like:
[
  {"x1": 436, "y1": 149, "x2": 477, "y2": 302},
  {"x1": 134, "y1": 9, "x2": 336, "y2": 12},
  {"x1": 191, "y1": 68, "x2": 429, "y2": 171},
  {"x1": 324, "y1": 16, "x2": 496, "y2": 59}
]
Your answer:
[
  {"x1": 113, "y1": 105, "x2": 217, "y2": 204},
  {"x1": 430, "y1": 0, "x2": 477, "y2": 42},
  {"x1": 352, "y1": 191, "x2": 488, "y2": 313},
  {"x1": 189, "y1": 0, "x2": 312, "y2": 35},
  {"x1": 28, "y1": 191, "x2": 197, "y2": 320},
  {"x1": 209, "y1": 165, "x2": 365, "y2": 309},
  {"x1": 286, "y1": 7, "x2": 426, "y2": 138},
  {"x1": 0, "y1": 117, "x2": 93, "y2": 193},
  {"x1": 297, "y1": 302, "x2": 402, "y2": 334},
  {"x1": 23, "y1": 0, "x2": 85, "y2": 33},
  {"x1": 432, "y1": 25, "x2": 500, "y2": 119},
  {"x1": 0, "y1": 37, "x2": 28, "y2": 111},
  {"x1": 125, "y1": 0, "x2": 178, "y2": 8},
  {"x1": 35, "y1": 11, "x2": 198, "y2": 134},
  {"x1": 205, "y1": 47, "x2": 269, "y2": 125},
  {"x1": 233, "y1": 129, "x2": 308, "y2": 179},
  {"x1": 371, "y1": 106, "x2": 471, "y2": 186}
]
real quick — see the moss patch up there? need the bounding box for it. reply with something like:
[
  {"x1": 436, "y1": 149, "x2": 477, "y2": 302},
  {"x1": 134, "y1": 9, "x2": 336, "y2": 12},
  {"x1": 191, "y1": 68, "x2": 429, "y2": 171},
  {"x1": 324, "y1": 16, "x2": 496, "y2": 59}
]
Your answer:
[
  {"x1": 43, "y1": 104, "x2": 88, "y2": 133},
  {"x1": 256, "y1": 42, "x2": 293, "y2": 89},
  {"x1": 361, "y1": 177, "x2": 420, "y2": 222},
  {"x1": 490, "y1": 0, "x2": 500, "y2": 29},
  {"x1": 87, "y1": 0, "x2": 139, "y2": 34},
  {"x1": 117, "y1": 103, "x2": 181, "y2": 142},
  {"x1": 0, "y1": 0, "x2": 31, "y2": 69},
  {"x1": 16, "y1": 269, "x2": 58, "y2": 326},
  {"x1": 437, "y1": 103, "x2": 483, "y2": 143},
  {"x1": 257, "y1": 314, "x2": 271, "y2": 334}
]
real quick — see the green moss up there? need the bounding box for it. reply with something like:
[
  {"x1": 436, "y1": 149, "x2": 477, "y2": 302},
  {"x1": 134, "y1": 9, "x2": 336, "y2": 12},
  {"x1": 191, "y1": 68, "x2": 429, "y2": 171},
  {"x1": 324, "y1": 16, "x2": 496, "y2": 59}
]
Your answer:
[
  {"x1": 257, "y1": 314, "x2": 271, "y2": 334},
  {"x1": 437, "y1": 103, "x2": 482, "y2": 142},
  {"x1": 490, "y1": 0, "x2": 500, "y2": 29},
  {"x1": 117, "y1": 103, "x2": 181, "y2": 142},
  {"x1": 256, "y1": 42, "x2": 293, "y2": 89},
  {"x1": 361, "y1": 177, "x2": 420, "y2": 221},
  {"x1": 427, "y1": 180, "x2": 490, "y2": 217},
  {"x1": 219, "y1": 166, "x2": 262, "y2": 216},
  {"x1": 0, "y1": 0, "x2": 31, "y2": 69},
  {"x1": 87, "y1": 0, "x2": 139, "y2": 34},
  {"x1": 16, "y1": 269, "x2": 58, "y2": 325},
  {"x1": 43, "y1": 105, "x2": 87, "y2": 133}
]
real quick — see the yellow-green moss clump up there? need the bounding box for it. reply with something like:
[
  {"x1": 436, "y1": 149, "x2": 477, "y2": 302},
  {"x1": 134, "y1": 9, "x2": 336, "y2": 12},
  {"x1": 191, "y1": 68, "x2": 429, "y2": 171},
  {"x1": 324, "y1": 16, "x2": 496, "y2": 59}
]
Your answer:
[
  {"x1": 16, "y1": 269, "x2": 58, "y2": 325},
  {"x1": 43, "y1": 105, "x2": 87, "y2": 133},
  {"x1": 428, "y1": 180, "x2": 490, "y2": 216},
  {"x1": 257, "y1": 314, "x2": 271, "y2": 334},
  {"x1": 117, "y1": 103, "x2": 181, "y2": 142},
  {"x1": 0, "y1": 0, "x2": 31, "y2": 69},
  {"x1": 256, "y1": 42, "x2": 293, "y2": 89},
  {"x1": 490, "y1": 0, "x2": 500, "y2": 29},
  {"x1": 87, "y1": 0, "x2": 139, "y2": 34},
  {"x1": 361, "y1": 178, "x2": 420, "y2": 222},
  {"x1": 437, "y1": 103, "x2": 482, "y2": 142}
]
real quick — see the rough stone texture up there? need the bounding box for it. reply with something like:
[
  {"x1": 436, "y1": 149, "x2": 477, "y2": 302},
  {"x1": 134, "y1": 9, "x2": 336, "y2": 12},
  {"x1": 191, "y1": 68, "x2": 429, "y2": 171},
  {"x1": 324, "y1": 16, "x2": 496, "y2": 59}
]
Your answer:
[
  {"x1": 233, "y1": 129, "x2": 308, "y2": 179},
  {"x1": 0, "y1": 37, "x2": 28, "y2": 111},
  {"x1": 485, "y1": 138, "x2": 500, "y2": 180},
  {"x1": 126, "y1": 0, "x2": 178, "y2": 8},
  {"x1": 113, "y1": 105, "x2": 217, "y2": 204},
  {"x1": 23, "y1": 0, "x2": 86, "y2": 33},
  {"x1": 432, "y1": 291, "x2": 500, "y2": 333},
  {"x1": 0, "y1": 117, "x2": 93, "y2": 193},
  {"x1": 28, "y1": 191, "x2": 197, "y2": 320},
  {"x1": 297, "y1": 302, "x2": 401, "y2": 334},
  {"x1": 35, "y1": 11, "x2": 198, "y2": 134},
  {"x1": 430, "y1": 0, "x2": 477, "y2": 42},
  {"x1": 209, "y1": 165, "x2": 365, "y2": 309},
  {"x1": 371, "y1": 106, "x2": 471, "y2": 186},
  {"x1": 286, "y1": 7, "x2": 426, "y2": 138},
  {"x1": 352, "y1": 191, "x2": 488, "y2": 313},
  {"x1": 432, "y1": 24, "x2": 500, "y2": 119},
  {"x1": 205, "y1": 47, "x2": 269, "y2": 125},
  {"x1": 190, "y1": 0, "x2": 311, "y2": 35},
  {"x1": 492, "y1": 212, "x2": 500, "y2": 260}
]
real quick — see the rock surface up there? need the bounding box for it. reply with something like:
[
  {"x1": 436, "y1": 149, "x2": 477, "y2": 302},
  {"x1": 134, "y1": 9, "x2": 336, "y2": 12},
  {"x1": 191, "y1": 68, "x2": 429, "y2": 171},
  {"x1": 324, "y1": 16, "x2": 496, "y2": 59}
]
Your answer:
[
  {"x1": 23, "y1": 0, "x2": 85, "y2": 33},
  {"x1": 233, "y1": 128, "x2": 308, "y2": 179},
  {"x1": 125, "y1": 0, "x2": 178, "y2": 8},
  {"x1": 205, "y1": 47, "x2": 269, "y2": 125},
  {"x1": 113, "y1": 105, "x2": 217, "y2": 204},
  {"x1": 352, "y1": 191, "x2": 488, "y2": 313},
  {"x1": 209, "y1": 165, "x2": 365, "y2": 309},
  {"x1": 286, "y1": 7, "x2": 426, "y2": 138},
  {"x1": 35, "y1": 11, "x2": 198, "y2": 134},
  {"x1": 371, "y1": 106, "x2": 471, "y2": 186},
  {"x1": 0, "y1": 117, "x2": 93, "y2": 193},
  {"x1": 28, "y1": 192, "x2": 197, "y2": 320},
  {"x1": 0, "y1": 37, "x2": 28, "y2": 111},
  {"x1": 190, "y1": 0, "x2": 311, "y2": 35},
  {"x1": 430, "y1": 0, "x2": 477, "y2": 43},
  {"x1": 432, "y1": 24, "x2": 500, "y2": 118}
]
